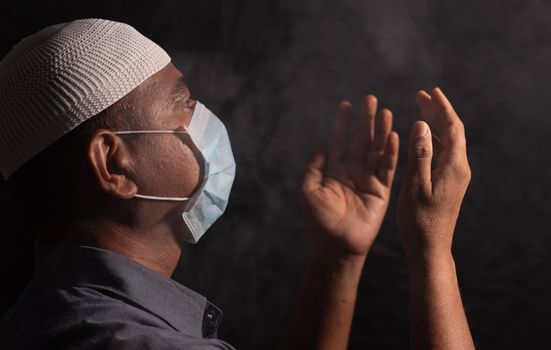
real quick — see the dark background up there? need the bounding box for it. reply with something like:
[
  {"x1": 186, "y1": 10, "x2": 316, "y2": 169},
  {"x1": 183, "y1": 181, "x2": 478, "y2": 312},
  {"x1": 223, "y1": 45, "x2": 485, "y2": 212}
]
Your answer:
[{"x1": 1, "y1": 0, "x2": 551, "y2": 348}]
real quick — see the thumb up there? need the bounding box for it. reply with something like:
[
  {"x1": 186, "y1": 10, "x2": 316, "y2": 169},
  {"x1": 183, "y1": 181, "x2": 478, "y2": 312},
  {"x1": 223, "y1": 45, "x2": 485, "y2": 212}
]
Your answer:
[
  {"x1": 302, "y1": 145, "x2": 326, "y2": 193},
  {"x1": 405, "y1": 121, "x2": 433, "y2": 196}
]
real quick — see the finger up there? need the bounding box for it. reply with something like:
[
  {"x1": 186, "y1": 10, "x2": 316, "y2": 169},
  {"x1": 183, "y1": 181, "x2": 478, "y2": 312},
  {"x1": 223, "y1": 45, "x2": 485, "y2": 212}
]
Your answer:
[
  {"x1": 366, "y1": 108, "x2": 393, "y2": 170},
  {"x1": 431, "y1": 87, "x2": 462, "y2": 125},
  {"x1": 405, "y1": 121, "x2": 433, "y2": 196},
  {"x1": 415, "y1": 90, "x2": 437, "y2": 130},
  {"x1": 328, "y1": 101, "x2": 352, "y2": 162},
  {"x1": 377, "y1": 131, "x2": 399, "y2": 186},
  {"x1": 430, "y1": 87, "x2": 467, "y2": 149},
  {"x1": 302, "y1": 145, "x2": 326, "y2": 193},
  {"x1": 417, "y1": 88, "x2": 466, "y2": 150},
  {"x1": 348, "y1": 95, "x2": 377, "y2": 160}
]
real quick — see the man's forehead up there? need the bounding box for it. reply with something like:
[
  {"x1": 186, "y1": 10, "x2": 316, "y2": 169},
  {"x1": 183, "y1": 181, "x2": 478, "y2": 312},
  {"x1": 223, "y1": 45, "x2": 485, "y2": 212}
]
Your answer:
[
  {"x1": 155, "y1": 63, "x2": 185, "y2": 88},
  {"x1": 149, "y1": 64, "x2": 190, "y2": 105}
]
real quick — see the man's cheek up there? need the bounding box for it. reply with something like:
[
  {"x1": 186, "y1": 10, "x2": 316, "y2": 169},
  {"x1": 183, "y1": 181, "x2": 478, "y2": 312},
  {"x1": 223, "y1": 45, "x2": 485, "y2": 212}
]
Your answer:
[{"x1": 176, "y1": 146, "x2": 201, "y2": 195}]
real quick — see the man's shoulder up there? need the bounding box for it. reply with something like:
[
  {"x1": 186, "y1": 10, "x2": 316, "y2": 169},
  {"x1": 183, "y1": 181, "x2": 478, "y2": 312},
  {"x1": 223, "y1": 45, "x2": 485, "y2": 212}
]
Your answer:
[
  {"x1": 2, "y1": 313, "x2": 235, "y2": 350},
  {"x1": 3, "y1": 278, "x2": 161, "y2": 327},
  {"x1": 1, "y1": 279, "x2": 235, "y2": 349}
]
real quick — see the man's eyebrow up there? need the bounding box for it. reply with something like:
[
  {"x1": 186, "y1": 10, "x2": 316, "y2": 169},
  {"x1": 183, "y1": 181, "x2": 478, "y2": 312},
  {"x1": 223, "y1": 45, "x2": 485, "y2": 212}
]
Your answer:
[{"x1": 169, "y1": 76, "x2": 190, "y2": 105}]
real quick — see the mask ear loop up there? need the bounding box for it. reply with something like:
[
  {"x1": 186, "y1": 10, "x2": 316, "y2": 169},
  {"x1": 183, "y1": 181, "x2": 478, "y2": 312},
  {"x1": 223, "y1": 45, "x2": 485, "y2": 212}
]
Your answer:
[
  {"x1": 112, "y1": 129, "x2": 192, "y2": 202},
  {"x1": 113, "y1": 130, "x2": 188, "y2": 135},
  {"x1": 133, "y1": 193, "x2": 189, "y2": 201}
]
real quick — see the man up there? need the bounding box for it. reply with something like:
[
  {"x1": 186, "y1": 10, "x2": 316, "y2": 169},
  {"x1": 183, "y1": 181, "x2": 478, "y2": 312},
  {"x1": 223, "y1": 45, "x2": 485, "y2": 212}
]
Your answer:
[{"x1": 0, "y1": 18, "x2": 474, "y2": 349}]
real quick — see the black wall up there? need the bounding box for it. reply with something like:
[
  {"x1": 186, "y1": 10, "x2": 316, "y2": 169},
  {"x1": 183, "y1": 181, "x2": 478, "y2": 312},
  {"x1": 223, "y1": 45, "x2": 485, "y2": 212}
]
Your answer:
[{"x1": 2, "y1": 0, "x2": 551, "y2": 349}]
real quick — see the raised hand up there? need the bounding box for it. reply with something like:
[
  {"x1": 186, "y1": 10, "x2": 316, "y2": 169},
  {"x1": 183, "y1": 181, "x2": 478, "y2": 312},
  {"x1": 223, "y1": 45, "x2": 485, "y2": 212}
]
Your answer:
[
  {"x1": 302, "y1": 95, "x2": 399, "y2": 256},
  {"x1": 398, "y1": 87, "x2": 471, "y2": 256},
  {"x1": 281, "y1": 96, "x2": 399, "y2": 350}
]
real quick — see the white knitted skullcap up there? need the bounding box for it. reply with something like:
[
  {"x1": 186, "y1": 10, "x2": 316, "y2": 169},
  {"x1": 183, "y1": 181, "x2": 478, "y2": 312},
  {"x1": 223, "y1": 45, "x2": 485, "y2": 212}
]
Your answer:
[{"x1": 0, "y1": 18, "x2": 171, "y2": 179}]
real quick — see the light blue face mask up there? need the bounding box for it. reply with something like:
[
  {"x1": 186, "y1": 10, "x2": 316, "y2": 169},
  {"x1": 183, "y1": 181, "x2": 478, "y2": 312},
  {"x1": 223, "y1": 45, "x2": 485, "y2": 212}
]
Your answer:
[{"x1": 113, "y1": 101, "x2": 236, "y2": 243}]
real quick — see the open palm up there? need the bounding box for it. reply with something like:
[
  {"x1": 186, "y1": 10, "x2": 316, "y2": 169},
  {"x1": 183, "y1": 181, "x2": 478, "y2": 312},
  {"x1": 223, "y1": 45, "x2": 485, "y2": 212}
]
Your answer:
[{"x1": 302, "y1": 96, "x2": 399, "y2": 256}]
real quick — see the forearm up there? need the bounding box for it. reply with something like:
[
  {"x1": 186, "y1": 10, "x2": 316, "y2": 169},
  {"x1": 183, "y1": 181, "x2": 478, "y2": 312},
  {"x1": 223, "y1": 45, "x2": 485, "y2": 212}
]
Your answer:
[
  {"x1": 407, "y1": 250, "x2": 475, "y2": 350},
  {"x1": 279, "y1": 242, "x2": 366, "y2": 350}
]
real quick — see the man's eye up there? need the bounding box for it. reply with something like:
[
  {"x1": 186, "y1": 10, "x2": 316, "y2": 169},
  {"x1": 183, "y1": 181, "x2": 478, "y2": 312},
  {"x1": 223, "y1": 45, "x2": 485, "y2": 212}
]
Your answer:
[
  {"x1": 177, "y1": 97, "x2": 194, "y2": 111},
  {"x1": 186, "y1": 97, "x2": 196, "y2": 108}
]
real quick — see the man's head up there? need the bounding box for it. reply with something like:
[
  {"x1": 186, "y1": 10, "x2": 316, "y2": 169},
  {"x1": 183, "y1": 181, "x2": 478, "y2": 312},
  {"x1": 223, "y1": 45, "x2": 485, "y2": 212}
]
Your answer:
[{"x1": 0, "y1": 19, "x2": 204, "y2": 246}]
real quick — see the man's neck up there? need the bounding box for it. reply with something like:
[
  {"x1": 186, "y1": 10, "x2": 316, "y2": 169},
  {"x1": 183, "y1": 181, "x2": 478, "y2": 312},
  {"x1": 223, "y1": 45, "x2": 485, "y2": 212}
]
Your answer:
[{"x1": 39, "y1": 220, "x2": 182, "y2": 278}]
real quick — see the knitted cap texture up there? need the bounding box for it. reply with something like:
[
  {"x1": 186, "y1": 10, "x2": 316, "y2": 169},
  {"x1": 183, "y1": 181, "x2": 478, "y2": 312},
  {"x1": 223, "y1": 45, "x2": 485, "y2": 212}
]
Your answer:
[{"x1": 0, "y1": 18, "x2": 171, "y2": 179}]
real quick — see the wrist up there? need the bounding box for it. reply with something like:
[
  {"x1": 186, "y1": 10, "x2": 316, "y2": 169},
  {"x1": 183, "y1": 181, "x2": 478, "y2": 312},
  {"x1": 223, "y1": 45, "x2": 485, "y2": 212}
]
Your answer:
[
  {"x1": 310, "y1": 242, "x2": 367, "y2": 284},
  {"x1": 314, "y1": 239, "x2": 368, "y2": 264},
  {"x1": 406, "y1": 249, "x2": 455, "y2": 275}
]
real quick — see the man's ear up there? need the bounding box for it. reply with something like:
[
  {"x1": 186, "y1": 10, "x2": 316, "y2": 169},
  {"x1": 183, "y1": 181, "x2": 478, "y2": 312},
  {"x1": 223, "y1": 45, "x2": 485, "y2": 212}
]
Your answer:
[{"x1": 87, "y1": 130, "x2": 138, "y2": 199}]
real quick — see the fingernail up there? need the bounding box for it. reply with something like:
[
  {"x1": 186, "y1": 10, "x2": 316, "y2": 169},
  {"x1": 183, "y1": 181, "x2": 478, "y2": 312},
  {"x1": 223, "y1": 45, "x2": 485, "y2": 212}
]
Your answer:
[{"x1": 412, "y1": 122, "x2": 429, "y2": 138}]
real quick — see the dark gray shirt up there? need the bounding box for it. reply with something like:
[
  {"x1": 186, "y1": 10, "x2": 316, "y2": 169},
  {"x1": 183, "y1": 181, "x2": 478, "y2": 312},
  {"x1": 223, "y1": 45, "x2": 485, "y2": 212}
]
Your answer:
[{"x1": 0, "y1": 243, "x2": 235, "y2": 349}]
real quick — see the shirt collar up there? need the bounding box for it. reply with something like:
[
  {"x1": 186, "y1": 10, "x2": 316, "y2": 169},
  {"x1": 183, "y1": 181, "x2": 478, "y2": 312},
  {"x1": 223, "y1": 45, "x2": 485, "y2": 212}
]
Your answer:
[{"x1": 33, "y1": 241, "x2": 223, "y2": 338}]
